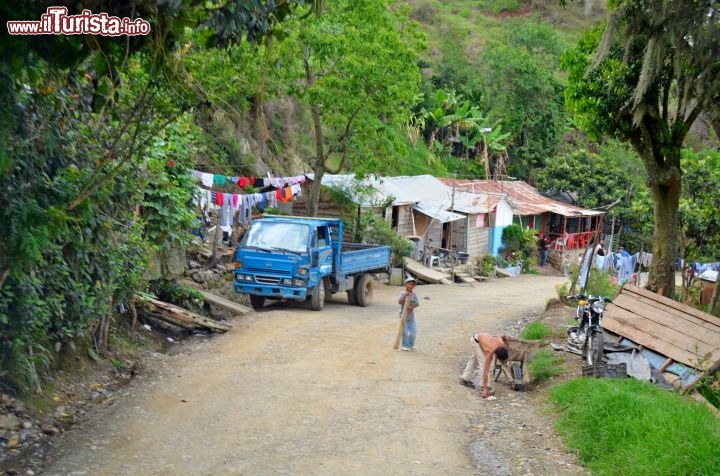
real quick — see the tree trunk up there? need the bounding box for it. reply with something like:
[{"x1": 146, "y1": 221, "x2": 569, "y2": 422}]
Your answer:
[
  {"x1": 306, "y1": 104, "x2": 325, "y2": 217},
  {"x1": 646, "y1": 179, "x2": 681, "y2": 298},
  {"x1": 709, "y1": 279, "x2": 720, "y2": 316},
  {"x1": 304, "y1": 44, "x2": 325, "y2": 217}
]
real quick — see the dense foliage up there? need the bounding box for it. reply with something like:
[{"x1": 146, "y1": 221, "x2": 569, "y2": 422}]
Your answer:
[
  {"x1": 0, "y1": 0, "x2": 317, "y2": 393},
  {"x1": 561, "y1": 1, "x2": 720, "y2": 297}
]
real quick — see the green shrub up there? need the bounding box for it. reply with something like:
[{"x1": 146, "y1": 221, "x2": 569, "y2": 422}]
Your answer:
[
  {"x1": 584, "y1": 269, "x2": 620, "y2": 298},
  {"x1": 473, "y1": 254, "x2": 498, "y2": 277},
  {"x1": 520, "y1": 322, "x2": 552, "y2": 340},
  {"x1": 499, "y1": 224, "x2": 537, "y2": 274},
  {"x1": 526, "y1": 350, "x2": 563, "y2": 382},
  {"x1": 697, "y1": 373, "x2": 720, "y2": 410}
]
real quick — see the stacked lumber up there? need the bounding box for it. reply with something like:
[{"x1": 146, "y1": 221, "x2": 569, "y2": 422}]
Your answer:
[{"x1": 135, "y1": 293, "x2": 231, "y2": 332}]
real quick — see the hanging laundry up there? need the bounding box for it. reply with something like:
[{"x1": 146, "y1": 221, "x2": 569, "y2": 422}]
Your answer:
[
  {"x1": 213, "y1": 174, "x2": 227, "y2": 187},
  {"x1": 200, "y1": 172, "x2": 214, "y2": 187},
  {"x1": 220, "y1": 200, "x2": 233, "y2": 233}
]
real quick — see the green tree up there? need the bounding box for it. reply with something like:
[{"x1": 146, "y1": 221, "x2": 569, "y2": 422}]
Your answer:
[
  {"x1": 0, "y1": 0, "x2": 316, "y2": 392},
  {"x1": 278, "y1": 0, "x2": 423, "y2": 216},
  {"x1": 680, "y1": 149, "x2": 720, "y2": 261},
  {"x1": 561, "y1": 1, "x2": 720, "y2": 297},
  {"x1": 534, "y1": 148, "x2": 632, "y2": 210},
  {"x1": 478, "y1": 43, "x2": 566, "y2": 180}
]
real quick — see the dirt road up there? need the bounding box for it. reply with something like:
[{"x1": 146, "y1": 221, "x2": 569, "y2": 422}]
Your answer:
[{"x1": 43, "y1": 274, "x2": 586, "y2": 475}]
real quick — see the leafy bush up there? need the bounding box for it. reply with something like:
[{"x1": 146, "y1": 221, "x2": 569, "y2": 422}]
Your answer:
[
  {"x1": 526, "y1": 350, "x2": 564, "y2": 382},
  {"x1": 148, "y1": 280, "x2": 204, "y2": 311},
  {"x1": 584, "y1": 269, "x2": 620, "y2": 298},
  {"x1": 697, "y1": 372, "x2": 720, "y2": 410},
  {"x1": 472, "y1": 254, "x2": 498, "y2": 277},
  {"x1": 348, "y1": 210, "x2": 414, "y2": 268},
  {"x1": 519, "y1": 322, "x2": 552, "y2": 340},
  {"x1": 499, "y1": 224, "x2": 537, "y2": 273}
]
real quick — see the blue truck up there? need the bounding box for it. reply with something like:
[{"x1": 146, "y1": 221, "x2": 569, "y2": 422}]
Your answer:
[{"x1": 234, "y1": 216, "x2": 392, "y2": 311}]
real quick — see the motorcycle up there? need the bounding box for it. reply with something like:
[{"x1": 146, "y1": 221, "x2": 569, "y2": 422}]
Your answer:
[{"x1": 565, "y1": 294, "x2": 612, "y2": 365}]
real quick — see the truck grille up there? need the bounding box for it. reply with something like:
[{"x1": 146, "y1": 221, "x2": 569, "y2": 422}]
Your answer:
[
  {"x1": 247, "y1": 266, "x2": 291, "y2": 276},
  {"x1": 255, "y1": 276, "x2": 281, "y2": 284}
]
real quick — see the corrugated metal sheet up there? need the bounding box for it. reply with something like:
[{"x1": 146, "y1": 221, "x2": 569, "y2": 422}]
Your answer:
[
  {"x1": 441, "y1": 179, "x2": 603, "y2": 217},
  {"x1": 315, "y1": 174, "x2": 454, "y2": 206},
  {"x1": 414, "y1": 202, "x2": 464, "y2": 223},
  {"x1": 451, "y1": 190, "x2": 493, "y2": 214}
]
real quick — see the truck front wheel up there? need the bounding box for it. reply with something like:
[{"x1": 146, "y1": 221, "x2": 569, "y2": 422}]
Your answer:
[
  {"x1": 310, "y1": 279, "x2": 326, "y2": 311},
  {"x1": 354, "y1": 274, "x2": 373, "y2": 307},
  {"x1": 249, "y1": 295, "x2": 265, "y2": 310}
]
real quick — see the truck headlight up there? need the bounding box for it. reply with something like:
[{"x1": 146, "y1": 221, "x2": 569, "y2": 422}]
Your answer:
[
  {"x1": 282, "y1": 278, "x2": 292, "y2": 285},
  {"x1": 293, "y1": 279, "x2": 305, "y2": 287}
]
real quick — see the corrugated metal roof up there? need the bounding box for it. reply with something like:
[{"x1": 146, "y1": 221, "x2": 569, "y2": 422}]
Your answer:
[
  {"x1": 451, "y1": 190, "x2": 494, "y2": 214},
  {"x1": 441, "y1": 179, "x2": 604, "y2": 217},
  {"x1": 414, "y1": 202, "x2": 465, "y2": 223},
  {"x1": 313, "y1": 174, "x2": 504, "y2": 217},
  {"x1": 314, "y1": 174, "x2": 454, "y2": 206},
  {"x1": 316, "y1": 173, "x2": 453, "y2": 204}
]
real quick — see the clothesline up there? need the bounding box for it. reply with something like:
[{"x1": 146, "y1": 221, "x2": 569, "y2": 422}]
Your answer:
[
  {"x1": 190, "y1": 169, "x2": 308, "y2": 190},
  {"x1": 194, "y1": 183, "x2": 302, "y2": 229},
  {"x1": 190, "y1": 170, "x2": 309, "y2": 233}
]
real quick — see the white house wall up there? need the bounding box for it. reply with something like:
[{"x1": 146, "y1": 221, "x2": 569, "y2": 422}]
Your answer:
[{"x1": 489, "y1": 200, "x2": 514, "y2": 256}]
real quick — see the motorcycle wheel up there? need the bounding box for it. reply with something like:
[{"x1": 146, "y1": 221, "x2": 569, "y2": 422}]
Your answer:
[{"x1": 585, "y1": 329, "x2": 604, "y2": 366}]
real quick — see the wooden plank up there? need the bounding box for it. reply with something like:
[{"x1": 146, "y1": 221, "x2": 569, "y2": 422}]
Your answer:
[
  {"x1": 153, "y1": 310, "x2": 197, "y2": 330},
  {"x1": 394, "y1": 295, "x2": 411, "y2": 350},
  {"x1": 618, "y1": 292, "x2": 720, "y2": 331},
  {"x1": 659, "y1": 358, "x2": 674, "y2": 372},
  {"x1": 403, "y1": 258, "x2": 450, "y2": 284},
  {"x1": 604, "y1": 306, "x2": 718, "y2": 358},
  {"x1": 610, "y1": 294, "x2": 720, "y2": 347},
  {"x1": 621, "y1": 284, "x2": 719, "y2": 324},
  {"x1": 188, "y1": 287, "x2": 252, "y2": 315},
  {"x1": 603, "y1": 315, "x2": 707, "y2": 368},
  {"x1": 617, "y1": 289, "x2": 720, "y2": 333},
  {"x1": 136, "y1": 293, "x2": 231, "y2": 332}
]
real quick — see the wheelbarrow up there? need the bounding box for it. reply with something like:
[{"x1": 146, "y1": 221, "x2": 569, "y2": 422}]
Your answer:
[{"x1": 492, "y1": 336, "x2": 540, "y2": 391}]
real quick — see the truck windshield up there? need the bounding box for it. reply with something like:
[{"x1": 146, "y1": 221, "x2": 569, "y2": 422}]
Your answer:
[{"x1": 241, "y1": 221, "x2": 310, "y2": 254}]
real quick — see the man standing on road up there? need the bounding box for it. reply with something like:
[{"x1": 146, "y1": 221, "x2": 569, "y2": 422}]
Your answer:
[
  {"x1": 459, "y1": 333, "x2": 509, "y2": 398},
  {"x1": 398, "y1": 277, "x2": 419, "y2": 351},
  {"x1": 538, "y1": 234, "x2": 549, "y2": 266}
]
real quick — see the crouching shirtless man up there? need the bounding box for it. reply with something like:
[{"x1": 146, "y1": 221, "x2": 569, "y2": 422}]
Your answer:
[{"x1": 459, "y1": 333, "x2": 509, "y2": 398}]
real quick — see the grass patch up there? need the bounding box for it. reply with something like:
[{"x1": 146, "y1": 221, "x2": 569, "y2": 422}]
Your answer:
[
  {"x1": 519, "y1": 321, "x2": 552, "y2": 340},
  {"x1": 549, "y1": 378, "x2": 720, "y2": 475},
  {"x1": 526, "y1": 349, "x2": 564, "y2": 382}
]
